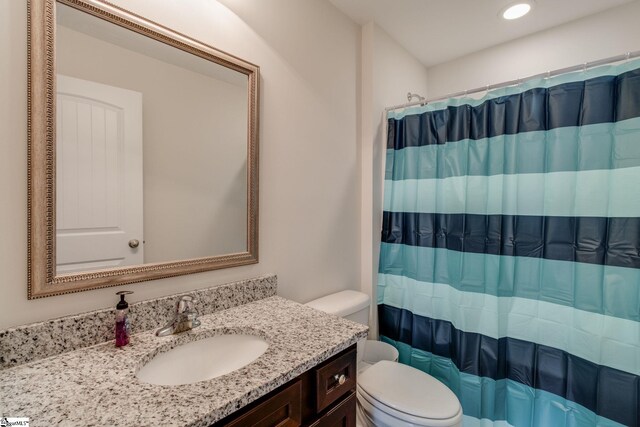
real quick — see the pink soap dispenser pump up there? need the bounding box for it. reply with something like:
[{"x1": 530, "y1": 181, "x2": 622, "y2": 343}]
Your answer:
[{"x1": 115, "y1": 291, "x2": 133, "y2": 347}]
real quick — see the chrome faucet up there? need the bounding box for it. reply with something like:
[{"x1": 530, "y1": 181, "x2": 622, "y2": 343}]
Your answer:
[{"x1": 156, "y1": 295, "x2": 201, "y2": 337}]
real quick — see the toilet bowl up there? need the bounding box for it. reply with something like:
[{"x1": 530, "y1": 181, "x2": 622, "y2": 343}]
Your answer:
[
  {"x1": 360, "y1": 339, "x2": 398, "y2": 372},
  {"x1": 306, "y1": 290, "x2": 462, "y2": 427}
]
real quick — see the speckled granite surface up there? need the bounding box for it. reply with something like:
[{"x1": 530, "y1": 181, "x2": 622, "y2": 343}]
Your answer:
[
  {"x1": 0, "y1": 275, "x2": 277, "y2": 369},
  {"x1": 0, "y1": 296, "x2": 369, "y2": 427}
]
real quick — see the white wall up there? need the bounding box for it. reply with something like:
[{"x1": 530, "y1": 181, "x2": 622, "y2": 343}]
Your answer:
[
  {"x1": 0, "y1": 0, "x2": 360, "y2": 329},
  {"x1": 360, "y1": 23, "x2": 428, "y2": 336},
  {"x1": 427, "y1": 1, "x2": 640, "y2": 98}
]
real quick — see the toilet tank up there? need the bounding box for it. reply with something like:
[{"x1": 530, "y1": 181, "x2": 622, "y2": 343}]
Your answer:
[{"x1": 305, "y1": 290, "x2": 370, "y2": 325}]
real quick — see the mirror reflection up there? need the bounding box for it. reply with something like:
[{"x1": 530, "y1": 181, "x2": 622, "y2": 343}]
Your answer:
[{"x1": 55, "y1": 3, "x2": 249, "y2": 274}]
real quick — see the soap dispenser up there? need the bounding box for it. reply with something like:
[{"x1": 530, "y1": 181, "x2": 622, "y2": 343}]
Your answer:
[{"x1": 115, "y1": 291, "x2": 133, "y2": 347}]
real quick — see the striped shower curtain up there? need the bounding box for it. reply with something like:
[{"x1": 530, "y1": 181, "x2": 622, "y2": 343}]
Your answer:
[{"x1": 378, "y1": 60, "x2": 640, "y2": 427}]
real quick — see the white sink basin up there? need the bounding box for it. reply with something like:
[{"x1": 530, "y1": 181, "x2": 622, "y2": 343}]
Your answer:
[{"x1": 136, "y1": 334, "x2": 268, "y2": 386}]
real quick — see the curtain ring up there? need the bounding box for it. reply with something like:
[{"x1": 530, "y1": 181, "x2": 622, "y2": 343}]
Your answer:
[
  {"x1": 545, "y1": 70, "x2": 551, "y2": 80},
  {"x1": 583, "y1": 62, "x2": 588, "y2": 72},
  {"x1": 626, "y1": 52, "x2": 631, "y2": 62}
]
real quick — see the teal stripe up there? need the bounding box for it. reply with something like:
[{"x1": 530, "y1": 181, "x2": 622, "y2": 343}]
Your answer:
[
  {"x1": 378, "y1": 273, "x2": 640, "y2": 375},
  {"x1": 462, "y1": 416, "x2": 514, "y2": 427},
  {"x1": 385, "y1": 118, "x2": 640, "y2": 181},
  {"x1": 388, "y1": 59, "x2": 640, "y2": 120},
  {"x1": 380, "y1": 338, "x2": 626, "y2": 427},
  {"x1": 383, "y1": 166, "x2": 640, "y2": 217},
  {"x1": 379, "y1": 243, "x2": 640, "y2": 323}
]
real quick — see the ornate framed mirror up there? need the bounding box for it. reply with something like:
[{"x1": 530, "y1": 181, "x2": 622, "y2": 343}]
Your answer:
[{"x1": 28, "y1": 0, "x2": 259, "y2": 298}]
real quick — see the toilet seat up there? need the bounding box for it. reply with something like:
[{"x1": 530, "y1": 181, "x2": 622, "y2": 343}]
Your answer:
[{"x1": 357, "y1": 361, "x2": 462, "y2": 426}]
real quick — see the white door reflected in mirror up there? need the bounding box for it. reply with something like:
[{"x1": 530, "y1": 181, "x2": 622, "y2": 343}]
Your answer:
[{"x1": 56, "y1": 75, "x2": 144, "y2": 274}]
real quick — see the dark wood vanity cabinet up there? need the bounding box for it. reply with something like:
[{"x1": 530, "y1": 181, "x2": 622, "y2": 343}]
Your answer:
[{"x1": 213, "y1": 345, "x2": 357, "y2": 427}]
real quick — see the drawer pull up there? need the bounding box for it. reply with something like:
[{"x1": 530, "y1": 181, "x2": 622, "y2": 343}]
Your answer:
[{"x1": 316, "y1": 348, "x2": 356, "y2": 412}]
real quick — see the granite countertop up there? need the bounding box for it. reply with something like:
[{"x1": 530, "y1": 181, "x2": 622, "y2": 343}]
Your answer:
[{"x1": 0, "y1": 296, "x2": 369, "y2": 427}]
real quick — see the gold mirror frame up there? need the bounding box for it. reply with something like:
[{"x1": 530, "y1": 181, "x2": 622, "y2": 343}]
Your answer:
[{"x1": 28, "y1": 0, "x2": 259, "y2": 299}]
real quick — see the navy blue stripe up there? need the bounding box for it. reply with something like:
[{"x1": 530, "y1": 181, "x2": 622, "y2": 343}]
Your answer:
[
  {"x1": 378, "y1": 304, "x2": 640, "y2": 427},
  {"x1": 387, "y1": 69, "x2": 640, "y2": 149},
  {"x1": 382, "y1": 211, "x2": 640, "y2": 270}
]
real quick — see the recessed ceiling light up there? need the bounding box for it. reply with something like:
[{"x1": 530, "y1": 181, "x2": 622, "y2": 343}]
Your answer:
[{"x1": 502, "y1": 3, "x2": 532, "y2": 20}]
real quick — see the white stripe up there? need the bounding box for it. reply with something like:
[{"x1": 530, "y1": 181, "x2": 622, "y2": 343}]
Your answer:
[
  {"x1": 384, "y1": 166, "x2": 640, "y2": 217},
  {"x1": 378, "y1": 273, "x2": 640, "y2": 376}
]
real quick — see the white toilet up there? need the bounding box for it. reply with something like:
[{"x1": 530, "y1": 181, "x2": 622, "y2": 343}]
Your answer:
[{"x1": 306, "y1": 290, "x2": 462, "y2": 427}]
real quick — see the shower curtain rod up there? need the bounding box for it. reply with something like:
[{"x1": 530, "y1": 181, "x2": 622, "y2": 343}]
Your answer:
[{"x1": 385, "y1": 50, "x2": 640, "y2": 112}]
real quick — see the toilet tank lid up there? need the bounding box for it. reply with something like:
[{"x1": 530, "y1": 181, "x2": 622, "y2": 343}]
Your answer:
[{"x1": 305, "y1": 290, "x2": 370, "y2": 317}]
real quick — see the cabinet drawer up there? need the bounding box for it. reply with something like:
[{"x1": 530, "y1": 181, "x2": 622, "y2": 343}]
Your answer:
[
  {"x1": 224, "y1": 380, "x2": 302, "y2": 427},
  {"x1": 309, "y1": 392, "x2": 356, "y2": 427},
  {"x1": 315, "y1": 348, "x2": 356, "y2": 412}
]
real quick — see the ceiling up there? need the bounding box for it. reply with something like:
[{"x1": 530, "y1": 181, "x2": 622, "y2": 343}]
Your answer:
[{"x1": 328, "y1": 0, "x2": 635, "y2": 67}]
